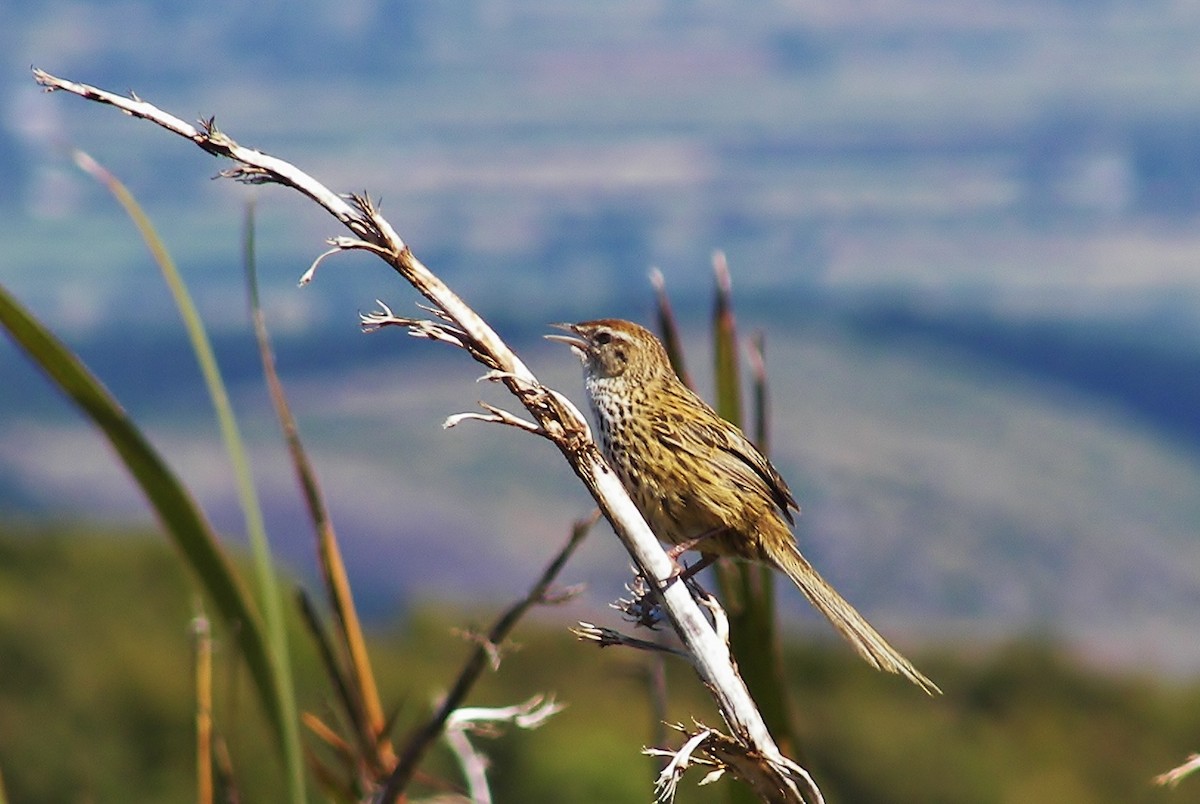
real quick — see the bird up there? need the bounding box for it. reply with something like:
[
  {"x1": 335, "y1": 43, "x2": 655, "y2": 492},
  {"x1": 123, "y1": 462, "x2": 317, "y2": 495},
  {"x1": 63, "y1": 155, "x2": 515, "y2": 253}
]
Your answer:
[{"x1": 547, "y1": 318, "x2": 938, "y2": 694}]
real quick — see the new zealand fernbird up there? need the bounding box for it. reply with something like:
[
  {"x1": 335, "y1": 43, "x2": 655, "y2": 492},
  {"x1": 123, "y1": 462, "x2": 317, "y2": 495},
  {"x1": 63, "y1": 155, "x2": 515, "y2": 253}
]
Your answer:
[{"x1": 548, "y1": 318, "x2": 938, "y2": 694}]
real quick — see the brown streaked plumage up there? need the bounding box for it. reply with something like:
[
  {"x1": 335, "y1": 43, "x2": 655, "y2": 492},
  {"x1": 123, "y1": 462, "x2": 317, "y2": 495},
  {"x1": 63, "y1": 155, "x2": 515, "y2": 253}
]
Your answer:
[{"x1": 548, "y1": 318, "x2": 938, "y2": 694}]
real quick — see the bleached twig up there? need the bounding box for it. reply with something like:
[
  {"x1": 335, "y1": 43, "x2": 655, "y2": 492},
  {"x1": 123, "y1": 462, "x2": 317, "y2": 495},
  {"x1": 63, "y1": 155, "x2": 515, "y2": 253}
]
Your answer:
[
  {"x1": 571, "y1": 622, "x2": 690, "y2": 659},
  {"x1": 693, "y1": 581, "x2": 731, "y2": 647},
  {"x1": 447, "y1": 695, "x2": 564, "y2": 732},
  {"x1": 443, "y1": 403, "x2": 545, "y2": 436},
  {"x1": 648, "y1": 726, "x2": 721, "y2": 803},
  {"x1": 34, "y1": 68, "x2": 822, "y2": 804},
  {"x1": 1155, "y1": 752, "x2": 1200, "y2": 788},
  {"x1": 647, "y1": 721, "x2": 820, "y2": 804},
  {"x1": 444, "y1": 696, "x2": 564, "y2": 804}
]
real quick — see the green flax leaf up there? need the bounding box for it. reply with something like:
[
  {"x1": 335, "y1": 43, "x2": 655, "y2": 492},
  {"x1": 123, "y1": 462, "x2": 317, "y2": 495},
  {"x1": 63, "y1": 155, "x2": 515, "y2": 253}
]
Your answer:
[{"x1": 0, "y1": 282, "x2": 286, "y2": 759}]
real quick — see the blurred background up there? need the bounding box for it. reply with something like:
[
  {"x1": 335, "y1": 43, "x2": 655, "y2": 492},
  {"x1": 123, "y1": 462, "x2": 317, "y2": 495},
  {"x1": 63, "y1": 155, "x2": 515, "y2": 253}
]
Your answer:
[
  {"x1": 7, "y1": 0, "x2": 1200, "y2": 667},
  {"x1": 6, "y1": 2, "x2": 1200, "y2": 801},
  {"x1": 3, "y1": 0, "x2": 1200, "y2": 698}
]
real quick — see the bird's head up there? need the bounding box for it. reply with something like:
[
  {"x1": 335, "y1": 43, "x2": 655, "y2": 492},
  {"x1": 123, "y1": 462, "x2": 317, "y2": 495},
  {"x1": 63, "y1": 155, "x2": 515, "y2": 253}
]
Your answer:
[{"x1": 546, "y1": 319, "x2": 672, "y2": 382}]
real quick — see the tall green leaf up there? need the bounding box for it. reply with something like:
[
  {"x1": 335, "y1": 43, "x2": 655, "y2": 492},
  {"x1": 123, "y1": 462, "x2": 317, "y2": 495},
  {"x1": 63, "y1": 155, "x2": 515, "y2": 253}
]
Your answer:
[
  {"x1": 650, "y1": 268, "x2": 692, "y2": 387},
  {"x1": 709, "y1": 253, "x2": 798, "y2": 789},
  {"x1": 0, "y1": 283, "x2": 286, "y2": 758},
  {"x1": 68, "y1": 151, "x2": 305, "y2": 803}
]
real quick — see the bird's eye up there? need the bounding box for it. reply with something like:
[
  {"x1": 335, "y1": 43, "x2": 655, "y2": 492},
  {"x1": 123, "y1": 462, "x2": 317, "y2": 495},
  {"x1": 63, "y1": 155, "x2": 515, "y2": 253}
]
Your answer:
[{"x1": 594, "y1": 330, "x2": 613, "y2": 345}]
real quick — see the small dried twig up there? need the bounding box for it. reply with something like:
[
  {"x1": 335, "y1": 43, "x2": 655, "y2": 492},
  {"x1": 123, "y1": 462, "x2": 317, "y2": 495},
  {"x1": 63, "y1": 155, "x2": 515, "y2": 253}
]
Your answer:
[
  {"x1": 443, "y1": 403, "x2": 545, "y2": 436},
  {"x1": 606, "y1": 567, "x2": 727, "y2": 646},
  {"x1": 360, "y1": 301, "x2": 467, "y2": 347},
  {"x1": 191, "y1": 612, "x2": 214, "y2": 804},
  {"x1": 690, "y1": 580, "x2": 731, "y2": 647},
  {"x1": 647, "y1": 722, "x2": 821, "y2": 804},
  {"x1": 448, "y1": 695, "x2": 564, "y2": 732},
  {"x1": 1155, "y1": 753, "x2": 1200, "y2": 788},
  {"x1": 648, "y1": 726, "x2": 719, "y2": 803},
  {"x1": 451, "y1": 628, "x2": 508, "y2": 673},
  {"x1": 443, "y1": 696, "x2": 564, "y2": 804},
  {"x1": 571, "y1": 622, "x2": 690, "y2": 659}
]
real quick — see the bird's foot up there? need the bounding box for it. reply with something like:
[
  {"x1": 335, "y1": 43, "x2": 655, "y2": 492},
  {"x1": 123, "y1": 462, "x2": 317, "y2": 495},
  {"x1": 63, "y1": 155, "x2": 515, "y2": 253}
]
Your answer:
[{"x1": 613, "y1": 572, "x2": 665, "y2": 629}]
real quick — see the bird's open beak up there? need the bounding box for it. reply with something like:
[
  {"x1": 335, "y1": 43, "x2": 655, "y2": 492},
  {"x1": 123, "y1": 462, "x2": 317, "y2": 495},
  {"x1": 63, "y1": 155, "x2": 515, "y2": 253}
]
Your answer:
[{"x1": 544, "y1": 323, "x2": 588, "y2": 354}]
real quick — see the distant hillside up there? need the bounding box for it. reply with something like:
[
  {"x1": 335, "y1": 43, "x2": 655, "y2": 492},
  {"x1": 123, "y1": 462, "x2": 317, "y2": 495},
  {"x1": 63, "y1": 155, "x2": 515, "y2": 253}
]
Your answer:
[
  {"x1": 1, "y1": 524, "x2": 1198, "y2": 802},
  {"x1": 4, "y1": 298, "x2": 1200, "y2": 676},
  {"x1": 844, "y1": 302, "x2": 1200, "y2": 451}
]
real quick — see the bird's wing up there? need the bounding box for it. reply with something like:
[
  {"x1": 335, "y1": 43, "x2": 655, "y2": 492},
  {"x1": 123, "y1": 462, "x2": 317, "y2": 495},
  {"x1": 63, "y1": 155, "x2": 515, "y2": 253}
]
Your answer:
[
  {"x1": 651, "y1": 394, "x2": 799, "y2": 523},
  {"x1": 711, "y1": 425, "x2": 799, "y2": 523}
]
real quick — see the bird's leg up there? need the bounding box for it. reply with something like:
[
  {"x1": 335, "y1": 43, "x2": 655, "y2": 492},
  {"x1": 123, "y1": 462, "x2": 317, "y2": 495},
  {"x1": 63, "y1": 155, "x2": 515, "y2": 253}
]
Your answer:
[
  {"x1": 676, "y1": 552, "x2": 717, "y2": 583},
  {"x1": 648, "y1": 530, "x2": 725, "y2": 602},
  {"x1": 665, "y1": 528, "x2": 724, "y2": 580},
  {"x1": 665, "y1": 527, "x2": 722, "y2": 561}
]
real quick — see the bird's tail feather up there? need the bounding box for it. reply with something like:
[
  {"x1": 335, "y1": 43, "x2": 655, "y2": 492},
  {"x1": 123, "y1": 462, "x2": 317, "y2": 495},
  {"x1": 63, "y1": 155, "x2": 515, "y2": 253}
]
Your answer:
[{"x1": 772, "y1": 541, "x2": 940, "y2": 695}]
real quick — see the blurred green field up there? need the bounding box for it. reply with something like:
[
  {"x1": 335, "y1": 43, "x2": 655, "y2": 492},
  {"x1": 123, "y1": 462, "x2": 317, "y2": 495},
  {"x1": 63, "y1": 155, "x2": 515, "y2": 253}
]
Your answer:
[{"x1": 1, "y1": 523, "x2": 1197, "y2": 803}]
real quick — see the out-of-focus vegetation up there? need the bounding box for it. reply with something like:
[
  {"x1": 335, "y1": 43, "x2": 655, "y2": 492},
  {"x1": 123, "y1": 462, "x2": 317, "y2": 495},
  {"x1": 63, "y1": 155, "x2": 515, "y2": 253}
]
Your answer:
[{"x1": 1, "y1": 524, "x2": 1196, "y2": 803}]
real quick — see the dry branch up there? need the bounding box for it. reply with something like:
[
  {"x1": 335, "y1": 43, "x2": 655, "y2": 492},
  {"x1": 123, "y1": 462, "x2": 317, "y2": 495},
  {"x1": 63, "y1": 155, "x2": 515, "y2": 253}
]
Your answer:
[{"x1": 33, "y1": 67, "x2": 821, "y2": 804}]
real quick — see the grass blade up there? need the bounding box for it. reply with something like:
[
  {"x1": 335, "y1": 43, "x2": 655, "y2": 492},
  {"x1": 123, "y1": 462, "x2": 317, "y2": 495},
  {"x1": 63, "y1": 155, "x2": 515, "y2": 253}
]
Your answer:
[
  {"x1": 70, "y1": 151, "x2": 305, "y2": 803},
  {"x1": 711, "y1": 252, "x2": 742, "y2": 425},
  {"x1": 297, "y1": 589, "x2": 371, "y2": 771},
  {"x1": 192, "y1": 608, "x2": 214, "y2": 804},
  {"x1": 243, "y1": 202, "x2": 393, "y2": 773},
  {"x1": 0, "y1": 282, "x2": 285, "y2": 758},
  {"x1": 650, "y1": 268, "x2": 692, "y2": 387},
  {"x1": 709, "y1": 253, "x2": 798, "y2": 775},
  {"x1": 748, "y1": 333, "x2": 769, "y2": 450}
]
